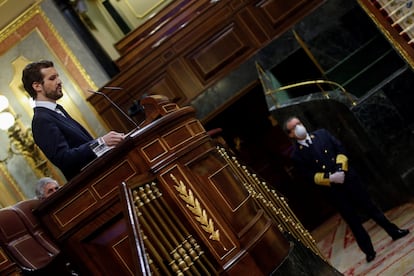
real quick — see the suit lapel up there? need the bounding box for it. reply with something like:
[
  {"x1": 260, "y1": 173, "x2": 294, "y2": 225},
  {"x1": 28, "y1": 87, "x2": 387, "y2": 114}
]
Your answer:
[{"x1": 36, "y1": 107, "x2": 93, "y2": 140}]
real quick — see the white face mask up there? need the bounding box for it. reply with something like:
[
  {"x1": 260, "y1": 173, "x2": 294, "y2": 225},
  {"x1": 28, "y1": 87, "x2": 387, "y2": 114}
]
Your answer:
[{"x1": 294, "y1": 124, "x2": 307, "y2": 139}]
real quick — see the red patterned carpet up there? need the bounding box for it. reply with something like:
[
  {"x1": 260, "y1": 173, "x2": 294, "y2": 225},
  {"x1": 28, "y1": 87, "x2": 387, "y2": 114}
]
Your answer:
[{"x1": 313, "y1": 202, "x2": 414, "y2": 275}]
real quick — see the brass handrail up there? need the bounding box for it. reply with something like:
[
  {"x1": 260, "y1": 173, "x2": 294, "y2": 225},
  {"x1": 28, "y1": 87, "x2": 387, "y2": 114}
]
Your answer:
[
  {"x1": 264, "y1": 79, "x2": 357, "y2": 107},
  {"x1": 256, "y1": 62, "x2": 357, "y2": 107}
]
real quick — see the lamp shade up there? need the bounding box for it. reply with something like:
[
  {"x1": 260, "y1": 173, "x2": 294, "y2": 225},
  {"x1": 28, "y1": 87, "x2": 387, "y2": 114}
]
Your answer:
[
  {"x1": 0, "y1": 95, "x2": 9, "y2": 112},
  {"x1": 0, "y1": 112, "x2": 15, "y2": 130}
]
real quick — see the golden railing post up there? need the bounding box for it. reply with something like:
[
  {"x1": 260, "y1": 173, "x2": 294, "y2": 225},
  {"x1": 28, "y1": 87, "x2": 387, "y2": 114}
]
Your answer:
[
  {"x1": 123, "y1": 179, "x2": 219, "y2": 275},
  {"x1": 216, "y1": 146, "x2": 326, "y2": 259}
]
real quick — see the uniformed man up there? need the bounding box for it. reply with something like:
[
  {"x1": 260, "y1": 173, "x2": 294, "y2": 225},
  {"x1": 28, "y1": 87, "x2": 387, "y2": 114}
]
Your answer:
[{"x1": 283, "y1": 116, "x2": 409, "y2": 263}]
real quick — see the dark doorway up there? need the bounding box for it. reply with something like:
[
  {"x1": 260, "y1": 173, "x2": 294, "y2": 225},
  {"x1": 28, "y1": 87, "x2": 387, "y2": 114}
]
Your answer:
[{"x1": 203, "y1": 84, "x2": 336, "y2": 230}]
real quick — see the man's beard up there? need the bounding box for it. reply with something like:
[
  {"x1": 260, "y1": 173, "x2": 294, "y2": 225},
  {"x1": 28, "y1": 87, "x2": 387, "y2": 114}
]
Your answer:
[{"x1": 45, "y1": 88, "x2": 63, "y2": 100}]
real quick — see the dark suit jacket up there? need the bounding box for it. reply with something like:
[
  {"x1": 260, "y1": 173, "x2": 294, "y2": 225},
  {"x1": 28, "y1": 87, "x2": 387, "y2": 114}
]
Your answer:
[{"x1": 32, "y1": 107, "x2": 97, "y2": 180}]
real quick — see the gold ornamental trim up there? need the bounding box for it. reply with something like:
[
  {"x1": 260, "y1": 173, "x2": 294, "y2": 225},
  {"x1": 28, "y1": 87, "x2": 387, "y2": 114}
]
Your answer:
[
  {"x1": 0, "y1": 2, "x2": 40, "y2": 43},
  {"x1": 170, "y1": 174, "x2": 224, "y2": 248},
  {"x1": 0, "y1": 4, "x2": 97, "y2": 91}
]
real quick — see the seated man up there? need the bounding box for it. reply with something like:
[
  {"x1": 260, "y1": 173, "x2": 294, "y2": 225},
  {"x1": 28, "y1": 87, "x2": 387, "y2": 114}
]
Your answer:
[{"x1": 35, "y1": 177, "x2": 60, "y2": 200}]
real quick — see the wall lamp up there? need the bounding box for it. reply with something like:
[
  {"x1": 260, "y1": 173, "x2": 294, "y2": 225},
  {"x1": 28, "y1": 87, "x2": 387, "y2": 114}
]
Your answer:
[{"x1": 0, "y1": 95, "x2": 48, "y2": 174}]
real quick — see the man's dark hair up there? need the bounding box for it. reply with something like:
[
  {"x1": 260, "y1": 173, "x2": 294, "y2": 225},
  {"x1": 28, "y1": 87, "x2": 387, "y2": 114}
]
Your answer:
[
  {"x1": 21, "y1": 60, "x2": 54, "y2": 99},
  {"x1": 283, "y1": 116, "x2": 298, "y2": 135}
]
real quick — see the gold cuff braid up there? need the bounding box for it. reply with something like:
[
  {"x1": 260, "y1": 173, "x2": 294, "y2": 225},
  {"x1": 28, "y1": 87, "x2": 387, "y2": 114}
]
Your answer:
[
  {"x1": 314, "y1": 173, "x2": 331, "y2": 186},
  {"x1": 336, "y1": 154, "x2": 348, "y2": 171}
]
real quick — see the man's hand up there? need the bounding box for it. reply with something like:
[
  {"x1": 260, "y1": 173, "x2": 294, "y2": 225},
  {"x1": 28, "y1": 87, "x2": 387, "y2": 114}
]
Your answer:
[
  {"x1": 101, "y1": 131, "x2": 125, "y2": 147},
  {"x1": 329, "y1": 171, "x2": 345, "y2": 184}
]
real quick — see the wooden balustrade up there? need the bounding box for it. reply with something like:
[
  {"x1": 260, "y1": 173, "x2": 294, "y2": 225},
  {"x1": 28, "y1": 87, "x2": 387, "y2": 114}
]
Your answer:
[{"x1": 358, "y1": 0, "x2": 414, "y2": 68}]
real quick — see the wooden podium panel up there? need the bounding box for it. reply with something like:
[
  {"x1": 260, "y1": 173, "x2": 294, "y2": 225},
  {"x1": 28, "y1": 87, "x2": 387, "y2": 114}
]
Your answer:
[
  {"x1": 0, "y1": 247, "x2": 20, "y2": 275},
  {"x1": 35, "y1": 98, "x2": 290, "y2": 275}
]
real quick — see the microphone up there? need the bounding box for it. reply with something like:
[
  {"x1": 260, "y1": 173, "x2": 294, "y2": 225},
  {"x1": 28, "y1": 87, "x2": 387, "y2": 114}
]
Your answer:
[
  {"x1": 103, "y1": 86, "x2": 123, "y2": 90},
  {"x1": 87, "y1": 88, "x2": 139, "y2": 129}
]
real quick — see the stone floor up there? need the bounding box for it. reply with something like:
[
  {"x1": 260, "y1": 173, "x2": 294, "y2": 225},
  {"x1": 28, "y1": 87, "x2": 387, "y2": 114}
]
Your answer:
[{"x1": 312, "y1": 202, "x2": 414, "y2": 275}]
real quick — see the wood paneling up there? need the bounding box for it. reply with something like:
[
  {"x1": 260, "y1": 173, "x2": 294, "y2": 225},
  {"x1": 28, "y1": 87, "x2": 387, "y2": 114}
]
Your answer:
[
  {"x1": 88, "y1": 0, "x2": 324, "y2": 133},
  {"x1": 184, "y1": 21, "x2": 256, "y2": 83},
  {"x1": 35, "y1": 101, "x2": 290, "y2": 275},
  {"x1": 0, "y1": 247, "x2": 20, "y2": 275}
]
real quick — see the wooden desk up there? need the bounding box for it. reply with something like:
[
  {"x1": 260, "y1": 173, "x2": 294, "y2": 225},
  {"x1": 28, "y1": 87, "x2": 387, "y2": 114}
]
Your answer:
[{"x1": 35, "y1": 99, "x2": 289, "y2": 275}]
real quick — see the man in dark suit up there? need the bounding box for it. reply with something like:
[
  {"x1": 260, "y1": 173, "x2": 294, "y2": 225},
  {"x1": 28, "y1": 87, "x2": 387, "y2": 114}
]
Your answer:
[
  {"x1": 22, "y1": 60, "x2": 125, "y2": 180},
  {"x1": 283, "y1": 116, "x2": 409, "y2": 263}
]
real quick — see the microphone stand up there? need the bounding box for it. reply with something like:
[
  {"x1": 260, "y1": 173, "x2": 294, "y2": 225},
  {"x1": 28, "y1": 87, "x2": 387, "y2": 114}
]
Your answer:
[{"x1": 87, "y1": 88, "x2": 139, "y2": 129}]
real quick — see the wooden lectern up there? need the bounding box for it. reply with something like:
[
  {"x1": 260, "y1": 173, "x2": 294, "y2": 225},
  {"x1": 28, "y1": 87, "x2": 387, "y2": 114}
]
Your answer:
[{"x1": 35, "y1": 96, "x2": 290, "y2": 275}]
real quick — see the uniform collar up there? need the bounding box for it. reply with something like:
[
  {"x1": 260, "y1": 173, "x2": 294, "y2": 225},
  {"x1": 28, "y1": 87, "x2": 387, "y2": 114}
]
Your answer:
[{"x1": 297, "y1": 133, "x2": 312, "y2": 146}]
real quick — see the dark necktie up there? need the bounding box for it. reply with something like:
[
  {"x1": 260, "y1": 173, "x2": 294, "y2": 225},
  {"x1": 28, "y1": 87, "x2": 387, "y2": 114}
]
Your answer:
[
  {"x1": 55, "y1": 104, "x2": 67, "y2": 117},
  {"x1": 55, "y1": 104, "x2": 93, "y2": 140}
]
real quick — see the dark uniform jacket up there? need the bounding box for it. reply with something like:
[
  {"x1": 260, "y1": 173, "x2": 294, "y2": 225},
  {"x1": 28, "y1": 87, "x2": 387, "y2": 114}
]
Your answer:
[
  {"x1": 290, "y1": 128, "x2": 349, "y2": 187},
  {"x1": 290, "y1": 128, "x2": 403, "y2": 256}
]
